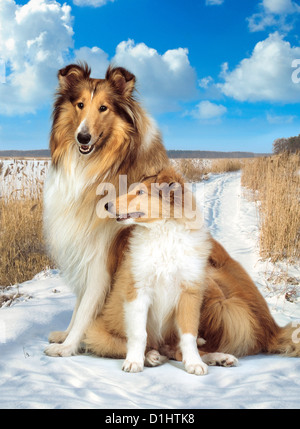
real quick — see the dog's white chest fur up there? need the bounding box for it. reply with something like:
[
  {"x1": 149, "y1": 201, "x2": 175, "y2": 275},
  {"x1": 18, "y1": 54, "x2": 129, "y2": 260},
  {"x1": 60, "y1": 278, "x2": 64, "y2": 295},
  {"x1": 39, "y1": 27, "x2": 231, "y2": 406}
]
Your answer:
[
  {"x1": 129, "y1": 221, "x2": 210, "y2": 340},
  {"x1": 43, "y1": 162, "x2": 118, "y2": 296}
]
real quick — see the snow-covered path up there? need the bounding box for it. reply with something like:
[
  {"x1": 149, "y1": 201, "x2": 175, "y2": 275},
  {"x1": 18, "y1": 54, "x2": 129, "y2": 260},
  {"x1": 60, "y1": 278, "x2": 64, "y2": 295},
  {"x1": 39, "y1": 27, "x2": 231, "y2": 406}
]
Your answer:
[
  {"x1": 0, "y1": 172, "x2": 300, "y2": 409},
  {"x1": 199, "y1": 172, "x2": 259, "y2": 275}
]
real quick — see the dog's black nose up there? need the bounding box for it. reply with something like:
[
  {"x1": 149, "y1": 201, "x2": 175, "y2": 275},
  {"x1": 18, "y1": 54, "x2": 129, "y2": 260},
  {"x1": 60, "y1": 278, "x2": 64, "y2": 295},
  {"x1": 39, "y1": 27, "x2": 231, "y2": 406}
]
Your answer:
[
  {"x1": 77, "y1": 132, "x2": 91, "y2": 145},
  {"x1": 105, "y1": 202, "x2": 113, "y2": 212}
]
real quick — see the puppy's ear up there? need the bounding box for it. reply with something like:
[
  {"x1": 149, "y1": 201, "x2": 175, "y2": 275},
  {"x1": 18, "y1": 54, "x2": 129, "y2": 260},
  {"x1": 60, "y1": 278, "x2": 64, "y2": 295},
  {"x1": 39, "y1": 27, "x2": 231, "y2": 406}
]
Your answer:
[
  {"x1": 58, "y1": 63, "x2": 91, "y2": 90},
  {"x1": 156, "y1": 168, "x2": 184, "y2": 189},
  {"x1": 167, "y1": 181, "x2": 182, "y2": 196},
  {"x1": 106, "y1": 66, "x2": 136, "y2": 97}
]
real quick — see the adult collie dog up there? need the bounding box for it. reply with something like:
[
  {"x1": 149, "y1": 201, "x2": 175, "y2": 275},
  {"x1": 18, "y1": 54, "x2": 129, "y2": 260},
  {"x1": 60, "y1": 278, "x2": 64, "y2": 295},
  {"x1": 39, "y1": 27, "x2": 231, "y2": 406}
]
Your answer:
[
  {"x1": 44, "y1": 63, "x2": 169, "y2": 356},
  {"x1": 44, "y1": 63, "x2": 299, "y2": 362}
]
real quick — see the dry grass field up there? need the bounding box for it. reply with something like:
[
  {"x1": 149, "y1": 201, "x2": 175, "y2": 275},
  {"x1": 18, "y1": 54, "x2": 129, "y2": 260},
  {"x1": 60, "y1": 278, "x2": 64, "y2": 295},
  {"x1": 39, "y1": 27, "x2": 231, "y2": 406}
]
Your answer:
[
  {"x1": 0, "y1": 154, "x2": 298, "y2": 287},
  {"x1": 2, "y1": 157, "x2": 241, "y2": 287},
  {"x1": 241, "y1": 152, "x2": 300, "y2": 263},
  {"x1": 0, "y1": 160, "x2": 53, "y2": 287},
  {"x1": 174, "y1": 157, "x2": 243, "y2": 182},
  {"x1": 0, "y1": 197, "x2": 52, "y2": 287}
]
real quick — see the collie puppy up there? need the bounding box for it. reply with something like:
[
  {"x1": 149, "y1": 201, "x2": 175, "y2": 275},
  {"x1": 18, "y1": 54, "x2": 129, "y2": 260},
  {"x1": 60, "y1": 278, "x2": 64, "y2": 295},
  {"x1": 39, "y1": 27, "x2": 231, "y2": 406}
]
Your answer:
[
  {"x1": 84, "y1": 167, "x2": 238, "y2": 374},
  {"x1": 85, "y1": 167, "x2": 300, "y2": 370},
  {"x1": 43, "y1": 63, "x2": 169, "y2": 356}
]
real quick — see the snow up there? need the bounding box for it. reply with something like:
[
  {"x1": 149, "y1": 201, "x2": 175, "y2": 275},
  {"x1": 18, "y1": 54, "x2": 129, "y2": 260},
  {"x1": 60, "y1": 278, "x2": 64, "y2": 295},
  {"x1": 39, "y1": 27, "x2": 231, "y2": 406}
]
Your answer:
[
  {"x1": 0, "y1": 171, "x2": 299, "y2": 409},
  {"x1": 0, "y1": 158, "x2": 49, "y2": 200}
]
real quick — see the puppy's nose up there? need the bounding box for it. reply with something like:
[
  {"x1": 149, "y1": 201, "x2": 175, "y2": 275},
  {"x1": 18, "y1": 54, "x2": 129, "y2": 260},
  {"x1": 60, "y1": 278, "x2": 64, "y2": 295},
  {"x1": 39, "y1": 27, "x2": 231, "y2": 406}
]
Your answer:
[
  {"x1": 105, "y1": 202, "x2": 114, "y2": 212},
  {"x1": 77, "y1": 132, "x2": 91, "y2": 145}
]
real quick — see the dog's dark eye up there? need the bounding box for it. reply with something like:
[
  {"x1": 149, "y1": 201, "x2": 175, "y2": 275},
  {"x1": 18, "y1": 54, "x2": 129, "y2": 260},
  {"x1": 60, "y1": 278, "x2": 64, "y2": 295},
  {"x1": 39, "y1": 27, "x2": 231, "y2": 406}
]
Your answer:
[
  {"x1": 77, "y1": 102, "x2": 84, "y2": 110},
  {"x1": 99, "y1": 105, "x2": 107, "y2": 112},
  {"x1": 136, "y1": 189, "x2": 145, "y2": 196}
]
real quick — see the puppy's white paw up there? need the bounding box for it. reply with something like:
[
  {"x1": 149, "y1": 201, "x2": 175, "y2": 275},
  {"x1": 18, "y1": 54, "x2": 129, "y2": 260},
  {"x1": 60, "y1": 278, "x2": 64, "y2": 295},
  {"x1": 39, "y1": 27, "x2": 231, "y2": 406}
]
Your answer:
[
  {"x1": 184, "y1": 360, "x2": 208, "y2": 376},
  {"x1": 122, "y1": 359, "x2": 144, "y2": 373},
  {"x1": 145, "y1": 349, "x2": 168, "y2": 367},
  {"x1": 44, "y1": 342, "x2": 77, "y2": 357},
  {"x1": 202, "y1": 352, "x2": 238, "y2": 367}
]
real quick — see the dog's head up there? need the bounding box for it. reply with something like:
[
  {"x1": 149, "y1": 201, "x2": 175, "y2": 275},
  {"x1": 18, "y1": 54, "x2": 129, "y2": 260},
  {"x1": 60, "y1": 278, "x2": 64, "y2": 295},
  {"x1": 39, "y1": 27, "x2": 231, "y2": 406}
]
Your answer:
[
  {"x1": 105, "y1": 167, "x2": 190, "y2": 226},
  {"x1": 51, "y1": 63, "x2": 137, "y2": 160}
]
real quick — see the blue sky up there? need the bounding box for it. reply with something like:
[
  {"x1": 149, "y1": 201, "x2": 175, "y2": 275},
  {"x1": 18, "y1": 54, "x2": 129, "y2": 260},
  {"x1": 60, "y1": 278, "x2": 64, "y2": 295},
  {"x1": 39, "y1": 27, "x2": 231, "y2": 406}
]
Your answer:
[{"x1": 0, "y1": 0, "x2": 300, "y2": 153}]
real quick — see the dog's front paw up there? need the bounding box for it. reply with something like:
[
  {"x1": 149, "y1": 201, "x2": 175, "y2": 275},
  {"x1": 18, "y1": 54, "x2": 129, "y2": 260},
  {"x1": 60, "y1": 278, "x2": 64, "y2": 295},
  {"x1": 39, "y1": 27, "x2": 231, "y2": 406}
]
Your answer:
[
  {"x1": 122, "y1": 359, "x2": 144, "y2": 373},
  {"x1": 48, "y1": 330, "x2": 68, "y2": 344},
  {"x1": 44, "y1": 342, "x2": 77, "y2": 357},
  {"x1": 202, "y1": 352, "x2": 238, "y2": 367},
  {"x1": 184, "y1": 359, "x2": 208, "y2": 376},
  {"x1": 145, "y1": 349, "x2": 168, "y2": 367}
]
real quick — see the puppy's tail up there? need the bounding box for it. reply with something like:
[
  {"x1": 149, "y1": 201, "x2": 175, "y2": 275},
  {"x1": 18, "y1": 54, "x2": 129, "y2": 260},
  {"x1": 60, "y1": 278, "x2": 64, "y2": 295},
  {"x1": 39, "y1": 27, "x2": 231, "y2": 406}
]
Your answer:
[{"x1": 267, "y1": 322, "x2": 300, "y2": 357}]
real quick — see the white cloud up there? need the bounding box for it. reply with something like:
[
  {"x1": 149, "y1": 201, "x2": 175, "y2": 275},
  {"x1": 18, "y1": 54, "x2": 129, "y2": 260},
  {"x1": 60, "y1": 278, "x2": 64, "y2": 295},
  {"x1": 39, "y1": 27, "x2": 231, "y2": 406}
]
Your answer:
[
  {"x1": 0, "y1": 3, "x2": 197, "y2": 116},
  {"x1": 266, "y1": 112, "x2": 296, "y2": 123},
  {"x1": 198, "y1": 76, "x2": 213, "y2": 89},
  {"x1": 74, "y1": 40, "x2": 198, "y2": 112},
  {"x1": 0, "y1": 0, "x2": 73, "y2": 115},
  {"x1": 248, "y1": 13, "x2": 277, "y2": 32},
  {"x1": 191, "y1": 100, "x2": 227, "y2": 120},
  {"x1": 248, "y1": 0, "x2": 300, "y2": 32},
  {"x1": 205, "y1": 0, "x2": 224, "y2": 5},
  {"x1": 1, "y1": 0, "x2": 299, "y2": 122},
  {"x1": 218, "y1": 32, "x2": 300, "y2": 103},
  {"x1": 74, "y1": 46, "x2": 110, "y2": 76},
  {"x1": 263, "y1": 0, "x2": 296, "y2": 15},
  {"x1": 73, "y1": 0, "x2": 114, "y2": 7},
  {"x1": 111, "y1": 40, "x2": 198, "y2": 112},
  {"x1": 197, "y1": 74, "x2": 225, "y2": 100}
]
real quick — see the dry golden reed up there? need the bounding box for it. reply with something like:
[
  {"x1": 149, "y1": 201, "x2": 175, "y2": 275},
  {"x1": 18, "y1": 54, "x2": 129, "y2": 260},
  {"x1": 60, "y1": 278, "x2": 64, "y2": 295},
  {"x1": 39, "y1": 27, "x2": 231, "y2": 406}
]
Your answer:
[
  {"x1": 176, "y1": 158, "x2": 243, "y2": 182},
  {"x1": 177, "y1": 158, "x2": 208, "y2": 182},
  {"x1": 0, "y1": 196, "x2": 53, "y2": 287},
  {"x1": 0, "y1": 160, "x2": 53, "y2": 287},
  {"x1": 209, "y1": 158, "x2": 243, "y2": 174},
  {"x1": 241, "y1": 153, "x2": 300, "y2": 263}
]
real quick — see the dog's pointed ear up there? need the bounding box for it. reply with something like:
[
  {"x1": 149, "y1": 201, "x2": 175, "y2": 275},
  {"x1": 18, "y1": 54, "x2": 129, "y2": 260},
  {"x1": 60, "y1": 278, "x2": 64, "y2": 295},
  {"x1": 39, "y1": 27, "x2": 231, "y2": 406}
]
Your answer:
[
  {"x1": 58, "y1": 63, "x2": 91, "y2": 90},
  {"x1": 106, "y1": 66, "x2": 136, "y2": 97},
  {"x1": 156, "y1": 167, "x2": 184, "y2": 188},
  {"x1": 168, "y1": 181, "x2": 181, "y2": 190}
]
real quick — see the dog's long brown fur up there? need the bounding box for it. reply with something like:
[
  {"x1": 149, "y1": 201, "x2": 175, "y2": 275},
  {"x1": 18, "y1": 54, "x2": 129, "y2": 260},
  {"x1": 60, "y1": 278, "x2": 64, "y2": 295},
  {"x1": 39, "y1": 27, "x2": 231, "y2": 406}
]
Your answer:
[
  {"x1": 85, "y1": 170, "x2": 300, "y2": 363},
  {"x1": 162, "y1": 239, "x2": 300, "y2": 361},
  {"x1": 45, "y1": 62, "x2": 299, "y2": 361},
  {"x1": 85, "y1": 169, "x2": 216, "y2": 374},
  {"x1": 199, "y1": 239, "x2": 300, "y2": 358},
  {"x1": 44, "y1": 63, "x2": 170, "y2": 357}
]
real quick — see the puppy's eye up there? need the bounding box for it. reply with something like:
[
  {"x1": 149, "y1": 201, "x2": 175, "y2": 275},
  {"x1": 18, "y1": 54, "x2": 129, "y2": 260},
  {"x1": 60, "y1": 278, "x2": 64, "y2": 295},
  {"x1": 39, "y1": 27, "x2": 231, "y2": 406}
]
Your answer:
[
  {"x1": 77, "y1": 102, "x2": 84, "y2": 109},
  {"x1": 99, "y1": 105, "x2": 107, "y2": 112},
  {"x1": 136, "y1": 189, "x2": 145, "y2": 196}
]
